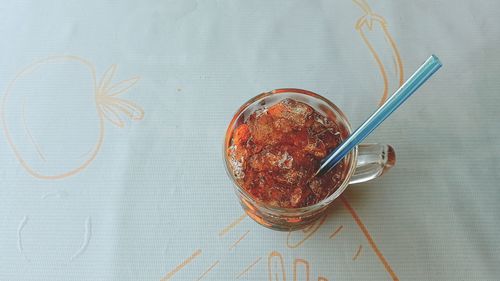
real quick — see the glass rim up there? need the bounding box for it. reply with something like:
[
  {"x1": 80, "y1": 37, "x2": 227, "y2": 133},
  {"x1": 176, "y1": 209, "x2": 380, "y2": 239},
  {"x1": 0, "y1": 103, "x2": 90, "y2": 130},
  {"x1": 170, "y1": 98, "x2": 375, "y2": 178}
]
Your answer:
[{"x1": 223, "y1": 88, "x2": 358, "y2": 214}]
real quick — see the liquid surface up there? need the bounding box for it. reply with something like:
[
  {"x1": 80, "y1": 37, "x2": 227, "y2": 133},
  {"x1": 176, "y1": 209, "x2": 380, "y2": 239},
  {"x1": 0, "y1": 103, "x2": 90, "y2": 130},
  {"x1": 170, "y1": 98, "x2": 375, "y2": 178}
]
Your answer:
[{"x1": 228, "y1": 98, "x2": 348, "y2": 208}]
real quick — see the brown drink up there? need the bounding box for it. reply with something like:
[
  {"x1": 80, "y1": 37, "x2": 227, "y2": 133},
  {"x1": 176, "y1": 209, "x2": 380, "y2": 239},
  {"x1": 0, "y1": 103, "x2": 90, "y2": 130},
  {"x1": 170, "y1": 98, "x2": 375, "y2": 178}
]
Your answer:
[{"x1": 227, "y1": 98, "x2": 348, "y2": 208}]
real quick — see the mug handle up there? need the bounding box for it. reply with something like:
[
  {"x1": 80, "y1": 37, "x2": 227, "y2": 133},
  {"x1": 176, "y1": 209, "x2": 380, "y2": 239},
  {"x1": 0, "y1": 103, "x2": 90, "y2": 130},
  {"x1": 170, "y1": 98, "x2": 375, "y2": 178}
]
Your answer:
[{"x1": 349, "y1": 144, "x2": 396, "y2": 184}]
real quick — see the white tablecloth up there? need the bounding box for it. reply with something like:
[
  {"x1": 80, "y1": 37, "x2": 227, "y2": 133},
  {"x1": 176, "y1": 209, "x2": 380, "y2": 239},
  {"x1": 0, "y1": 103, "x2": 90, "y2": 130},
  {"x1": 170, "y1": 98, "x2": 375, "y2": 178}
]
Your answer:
[{"x1": 1, "y1": 1, "x2": 499, "y2": 280}]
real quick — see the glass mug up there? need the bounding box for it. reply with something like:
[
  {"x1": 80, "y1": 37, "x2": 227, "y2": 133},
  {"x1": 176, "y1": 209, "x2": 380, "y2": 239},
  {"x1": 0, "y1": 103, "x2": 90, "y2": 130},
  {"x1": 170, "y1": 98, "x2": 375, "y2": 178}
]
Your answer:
[{"x1": 224, "y1": 89, "x2": 395, "y2": 231}]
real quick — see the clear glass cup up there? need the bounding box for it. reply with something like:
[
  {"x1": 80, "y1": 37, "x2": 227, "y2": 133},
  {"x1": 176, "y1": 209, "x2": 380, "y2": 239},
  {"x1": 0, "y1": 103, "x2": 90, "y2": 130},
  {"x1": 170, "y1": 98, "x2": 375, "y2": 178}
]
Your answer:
[{"x1": 223, "y1": 88, "x2": 396, "y2": 231}]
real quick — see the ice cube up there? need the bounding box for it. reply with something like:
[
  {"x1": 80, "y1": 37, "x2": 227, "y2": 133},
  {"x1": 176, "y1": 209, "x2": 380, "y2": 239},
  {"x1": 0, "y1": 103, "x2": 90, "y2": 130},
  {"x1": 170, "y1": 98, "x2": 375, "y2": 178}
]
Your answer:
[
  {"x1": 268, "y1": 98, "x2": 313, "y2": 127},
  {"x1": 232, "y1": 124, "x2": 250, "y2": 146},
  {"x1": 309, "y1": 178, "x2": 325, "y2": 197},
  {"x1": 277, "y1": 151, "x2": 293, "y2": 170},
  {"x1": 273, "y1": 118, "x2": 294, "y2": 133},
  {"x1": 290, "y1": 187, "x2": 303, "y2": 207},
  {"x1": 228, "y1": 145, "x2": 245, "y2": 179},
  {"x1": 275, "y1": 169, "x2": 303, "y2": 185},
  {"x1": 304, "y1": 137, "x2": 327, "y2": 158},
  {"x1": 248, "y1": 148, "x2": 283, "y2": 172},
  {"x1": 249, "y1": 113, "x2": 280, "y2": 144}
]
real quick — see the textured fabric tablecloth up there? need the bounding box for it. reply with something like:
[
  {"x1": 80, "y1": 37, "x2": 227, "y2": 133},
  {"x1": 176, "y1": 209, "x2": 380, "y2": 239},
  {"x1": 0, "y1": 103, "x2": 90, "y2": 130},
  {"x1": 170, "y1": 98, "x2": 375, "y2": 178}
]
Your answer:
[{"x1": 1, "y1": 1, "x2": 499, "y2": 280}]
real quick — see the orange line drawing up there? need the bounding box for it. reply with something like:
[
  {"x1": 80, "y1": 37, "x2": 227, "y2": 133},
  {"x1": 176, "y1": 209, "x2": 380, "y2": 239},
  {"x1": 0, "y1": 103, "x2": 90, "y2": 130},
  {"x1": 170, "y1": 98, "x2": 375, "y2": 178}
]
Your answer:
[
  {"x1": 266, "y1": 253, "x2": 326, "y2": 281},
  {"x1": 302, "y1": 223, "x2": 314, "y2": 233},
  {"x1": 268, "y1": 251, "x2": 286, "y2": 281},
  {"x1": 352, "y1": 244, "x2": 363, "y2": 261},
  {"x1": 21, "y1": 99, "x2": 46, "y2": 162},
  {"x1": 97, "y1": 70, "x2": 143, "y2": 128},
  {"x1": 353, "y1": 0, "x2": 404, "y2": 106},
  {"x1": 1, "y1": 55, "x2": 143, "y2": 180},
  {"x1": 293, "y1": 259, "x2": 310, "y2": 281},
  {"x1": 77, "y1": 147, "x2": 94, "y2": 159},
  {"x1": 196, "y1": 260, "x2": 220, "y2": 281},
  {"x1": 329, "y1": 225, "x2": 344, "y2": 239},
  {"x1": 286, "y1": 214, "x2": 328, "y2": 248},
  {"x1": 341, "y1": 196, "x2": 398, "y2": 280},
  {"x1": 236, "y1": 257, "x2": 262, "y2": 279},
  {"x1": 160, "y1": 249, "x2": 202, "y2": 281},
  {"x1": 219, "y1": 214, "x2": 246, "y2": 237},
  {"x1": 229, "y1": 230, "x2": 250, "y2": 251}
]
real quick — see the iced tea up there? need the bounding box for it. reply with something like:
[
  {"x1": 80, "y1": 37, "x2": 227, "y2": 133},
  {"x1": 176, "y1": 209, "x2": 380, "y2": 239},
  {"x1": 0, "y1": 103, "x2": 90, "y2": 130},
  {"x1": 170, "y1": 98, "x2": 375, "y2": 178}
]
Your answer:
[{"x1": 227, "y1": 98, "x2": 349, "y2": 208}]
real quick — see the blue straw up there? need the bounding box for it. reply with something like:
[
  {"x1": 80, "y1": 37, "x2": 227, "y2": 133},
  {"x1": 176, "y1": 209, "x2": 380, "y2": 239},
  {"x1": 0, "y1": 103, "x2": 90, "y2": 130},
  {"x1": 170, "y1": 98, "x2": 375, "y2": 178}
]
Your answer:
[{"x1": 315, "y1": 54, "x2": 442, "y2": 177}]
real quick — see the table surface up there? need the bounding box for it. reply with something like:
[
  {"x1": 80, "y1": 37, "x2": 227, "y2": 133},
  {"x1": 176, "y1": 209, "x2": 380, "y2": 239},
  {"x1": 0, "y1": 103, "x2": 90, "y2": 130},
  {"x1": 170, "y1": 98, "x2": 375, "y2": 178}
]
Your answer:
[{"x1": 1, "y1": 1, "x2": 499, "y2": 280}]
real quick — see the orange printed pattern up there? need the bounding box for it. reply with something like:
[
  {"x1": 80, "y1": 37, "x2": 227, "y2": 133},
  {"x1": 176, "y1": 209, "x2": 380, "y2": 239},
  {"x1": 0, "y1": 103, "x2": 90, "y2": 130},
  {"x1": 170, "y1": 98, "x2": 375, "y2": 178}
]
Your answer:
[
  {"x1": 341, "y1": 196, "x2": 398, "y2": 280},
  {"x1": 293, "y1": 259, "x2": 310, "y2": 281},
  {"x1": 352, "y1": 244, "x2": 363, "y2": 261},
  {"x1": 329, "y1": 225, "x2": 344, "y2": 239},
  {"x1": 219, "y1": 214, "x2": 247, "y2": 237},
  {"x1": 236, "y1": 257, "x2": 262, "y2": 279},
  {"x1": 353, "y1": 0, "x2": 404, "y2": 106},
  {"x1": 21, "y1": 100, "x2": 46, "y2": 162},
  {"x1": 96, "y1": 64, "x2": 143, "y2": 128},
  {"x1": 160, "y1": 249, "x2": 202, "y2": 281},
  {"x1": 268, "y1": 251, "x2": 287, "y2": 281},
  {"x1": 229, "y1": 230, "x2": 250, "y2": 251},
  {"x1": 286, "y1": 214, "x2": 328, "y2": 248},
  {"x1": 2, "y1": 55, "x2": 143, "y2": 180},
  {"x1": 196, "y1": 260, "x2": 220, "y2": 281},
  {"x1": 268, "y1": 251, "x2": 328, "y2": 281}
]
